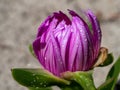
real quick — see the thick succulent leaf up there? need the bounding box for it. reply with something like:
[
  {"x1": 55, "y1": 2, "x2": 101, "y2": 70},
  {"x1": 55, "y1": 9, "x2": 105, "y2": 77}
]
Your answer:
[
  {"x1": 61, "y1": 81, "x2": 83, "y2": 90},
  {"x1": 97, "y1": 56, "x2": 120, "y2": 90},
  {"x1": 29, "y1": 44, "x2": 36, "y2": 57},
  {"x1": 61, "y1": 71, "x2": 96, "y2": 90},
  {"x1": 99, "y1": 53, "x2": 114, "y2": 67},
  {"x1": 12, "y1": 68, "x2": 70, "y2": 88},
  {"x1": 29, "y1": 87, "x2": 52, "y2": 90}
]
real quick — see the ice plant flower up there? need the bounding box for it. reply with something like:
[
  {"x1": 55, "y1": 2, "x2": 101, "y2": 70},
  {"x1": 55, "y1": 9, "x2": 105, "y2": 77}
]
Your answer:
[{"x1": 33, "y1": 10, "x2": 101, "y2": 76}]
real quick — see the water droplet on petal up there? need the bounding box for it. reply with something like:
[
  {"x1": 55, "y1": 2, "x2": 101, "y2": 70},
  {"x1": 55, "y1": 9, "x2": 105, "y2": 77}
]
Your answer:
[
  {"x1": 98, "y1": 36, "x2": 101, "y2": 40},
  {"x1": 45, "y1": 57, "x2": 47, "y2": 60},
  {"x1": 98, "y1": 30, "x2": 100, "y2": 33},
  {"x1": 85, "y1": 39, "x2": 87, "y2": 41},
  {"x1": 80, "y1": 29, "x2": 82, "y2": 32}
]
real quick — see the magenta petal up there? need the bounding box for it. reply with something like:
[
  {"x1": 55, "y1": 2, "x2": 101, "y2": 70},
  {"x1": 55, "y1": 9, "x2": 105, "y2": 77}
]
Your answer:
[
  {"x1": 50, "y1": 31, "x2": 65, "y2": 76},
  {"x1": 53, "y1": 11, "x2": 71, "y2": 25},
  {"x1": 74, "y1": 17, "x2": 89, "y2": 70},
  {"x1": 86, "y1": 10, "x2": 101, "y2": 46},
  {"x1": 86, "y1": 10, "x2": 102, "y2": 63},
  {"x1": 37, "y1": 16, "x2": 53, "y2": 37},
  {"x1": 68, "y1": 10, "x2": 94, "y2": 50},
  {"x1": 33, "y1": 37, "x2": 46, "y2": 65},
  {"x1": 59, "y1": 26, "x2": 71, "y2": 70},
  {"x1": 33, "y1": 37, "x2": 41, "y2": 58}
]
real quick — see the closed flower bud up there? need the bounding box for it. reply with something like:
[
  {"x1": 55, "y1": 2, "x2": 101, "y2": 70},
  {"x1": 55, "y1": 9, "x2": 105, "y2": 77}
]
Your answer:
[{"x1": 33, "y1": 10, "x2": 102, "y2": 76}]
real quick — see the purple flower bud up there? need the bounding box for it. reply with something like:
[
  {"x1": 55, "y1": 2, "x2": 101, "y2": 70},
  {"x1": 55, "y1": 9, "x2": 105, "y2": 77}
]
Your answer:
[{"x1": 33, "y1": 10, "x2": 101, "y2": 76}]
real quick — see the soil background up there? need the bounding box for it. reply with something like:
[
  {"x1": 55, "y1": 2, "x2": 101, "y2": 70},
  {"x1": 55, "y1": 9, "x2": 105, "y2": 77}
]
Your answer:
[{"x1": 0, "y1": 0, "x2": 120, "y2": 90}]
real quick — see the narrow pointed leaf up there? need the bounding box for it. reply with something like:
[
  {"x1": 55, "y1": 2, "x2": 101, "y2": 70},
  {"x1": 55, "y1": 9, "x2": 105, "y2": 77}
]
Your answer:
[
  {"x1": 29, "y1": 44, "x2": 36, "y2": 57},
  {"x1": 107, "y1": 56, "x2": 120, "y2": 79},
  {"x1": 97, "y1": 56, "x2": 120, "y2": 90},
  {"x1": 12, "y1": 68, "x2": 70, "y2": 88},
  {"x1": 114, "y1": 80, "x2": 120, "y2": 90},
  {"x1": 106, "y1": 56, "x2": 120, "y2": 89}
]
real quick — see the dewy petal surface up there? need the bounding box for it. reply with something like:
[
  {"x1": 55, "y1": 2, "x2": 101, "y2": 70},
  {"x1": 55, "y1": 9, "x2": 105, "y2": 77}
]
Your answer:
[
  {"x1": 32, "y1": 10, "x2": 102, "y2": 76},
  {"x1": 86, "y1": 10, "x2": 102, "y2": 65}
]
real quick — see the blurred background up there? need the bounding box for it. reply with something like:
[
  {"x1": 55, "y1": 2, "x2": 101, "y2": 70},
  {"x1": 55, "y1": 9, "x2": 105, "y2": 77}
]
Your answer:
[{"x1": 0, "y1": 0, "x2": 120, "y2": 90}]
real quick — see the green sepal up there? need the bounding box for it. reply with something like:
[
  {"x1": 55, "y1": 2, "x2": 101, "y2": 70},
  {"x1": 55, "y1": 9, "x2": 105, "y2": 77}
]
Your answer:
[
  {"x1": 61, "y1": 70, "x2": 96, "y2": 90},
  {"x1": 29, "y1": 44, "x2": 36, "y2": 57},
  {"x1": 99, "y1": 53, "x2": 114, "y2": 67},
  {"x1": 97, "y1": 56, "x2": 120, "y2": 90},
  {"x1": 29, "y1": 87, "x2": 52, "y2": 90},
  {"x1": 11, "y1": 68, "x2": 70, "y2": 88}
]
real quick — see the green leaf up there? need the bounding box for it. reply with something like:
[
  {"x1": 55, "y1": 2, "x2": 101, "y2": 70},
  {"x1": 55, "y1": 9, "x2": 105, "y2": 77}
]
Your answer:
[
  {"x1": 106, "y1": 56, "x2": 120, "y2": 89},
  {"x1": 99, "y1": 53, "x2": 113, "y2": 67},
  {"x1": 88, "y1": 23, "x2": 93, "y2": 33},
  {"x1": 29, "y1": 87, "x2": 52, "y2": 90},
  {"x1": 97, "y1": 78, "x2": 114, "y2": 90},
  {"x1": 29, "y1": 44, "x2": 36, "y2": 57},
  {"x1": 106, "y1": 56, "x2": 120, "y2": 79},
  {"x1": 97, "y1": 56, "x2": 120, "y2": 90},
  {"x1": 61, "y1": 71, "x2": 96, "y2": 90},
  {"x1": 61, "y1": 81, "x2": 83, "y2": 90},
  {"x1": 12, "y1": 68, "x2": 70, "y2": 88}
]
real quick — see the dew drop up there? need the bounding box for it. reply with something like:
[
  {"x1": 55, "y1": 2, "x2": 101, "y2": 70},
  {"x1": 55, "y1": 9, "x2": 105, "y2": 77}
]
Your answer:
[
  {"x1": 36, "y1": 76, "x2": 39, "y2": 80},
  {"x1": 32, "y1": 85, "x2": 35, "y2": 87},
  {"x1": 85, "y1": 39, "x2": 87, "y2": 41},
  {"x1": 85, "y1": 78, "x2": 89, "y2": 83},
  {"x1": 86, "y1": 83, "x2": 90, "y2": 87},
  {"x1": 98, "y1": 37, "x2": 101, "y2": 40},
  {"x1": 98, "y1": 30, "x2": 100, "y2": 33},
  {"x1": 45, "y1": 57, "x2": 47, "y2": 60},
  {"x1": 60, "y1": 61, "x2": 63, "y2": 65},
  {"x1": 33, "y1": 74, "x2": 36, "y2": 76},
  {"x1": 61, "y1": 44, "x2": 65, "y2": 47},
  {"x1": 36, "y1": 87, "x2": 39, "y2": 89},
  {"x1": 80, "y1": 29, "x2": 82, "y2": 32},
  {"x1": 44, "y1": 84, "x2": 46, "y2": 87},
  {"x1": 31, "y1": 81, "x2": 33, "y2": 84},
  {"x1": 33, "y1": 79, "x2": 36, "y2": 82},
  {"x1": 73, "y1": 78, "x2": 77, "y2": 81},
  {"x1": 79, "y1": 75, "x2": 83, "y2": 79},
  {"x1": 39, "y1": 83, "x2": 43, "y2": 85}
]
